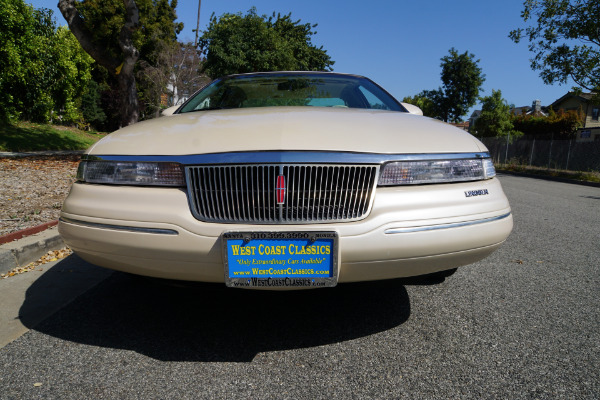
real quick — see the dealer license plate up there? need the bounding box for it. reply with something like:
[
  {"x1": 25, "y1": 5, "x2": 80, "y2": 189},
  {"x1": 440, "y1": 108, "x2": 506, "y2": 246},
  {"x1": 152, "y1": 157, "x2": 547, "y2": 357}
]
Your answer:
[{"x1": 223, "y1": 231, "x2": 338, "y2": 288}]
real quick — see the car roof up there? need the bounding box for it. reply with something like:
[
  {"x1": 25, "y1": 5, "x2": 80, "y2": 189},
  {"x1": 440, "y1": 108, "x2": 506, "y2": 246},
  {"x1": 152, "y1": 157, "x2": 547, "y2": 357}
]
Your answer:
[{"x1": 219, "y1": 71, "x2": 368, "y2": 80}]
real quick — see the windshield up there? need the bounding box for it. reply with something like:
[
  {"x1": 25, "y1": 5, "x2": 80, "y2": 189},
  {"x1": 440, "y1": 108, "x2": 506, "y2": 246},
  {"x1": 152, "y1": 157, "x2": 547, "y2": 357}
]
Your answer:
[{"x1": 178, "y1": 73, "x2": 404, "y2": 113}]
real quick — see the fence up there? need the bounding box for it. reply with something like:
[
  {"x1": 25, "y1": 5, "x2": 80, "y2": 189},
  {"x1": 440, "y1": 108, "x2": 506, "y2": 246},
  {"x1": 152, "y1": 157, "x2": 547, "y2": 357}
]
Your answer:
[{"x1": 479, "y1": 136, "x2": 600, "y2": 173}]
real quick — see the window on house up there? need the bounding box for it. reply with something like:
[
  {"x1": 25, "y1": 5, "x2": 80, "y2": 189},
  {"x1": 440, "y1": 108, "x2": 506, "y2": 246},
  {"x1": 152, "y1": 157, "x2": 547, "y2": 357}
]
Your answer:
[
  {"x1": 592, "y1": 107, "x2": 599, "y2": 121},
  {"x1": 581, "y1": 130, "x2": 591, "y2": 138}
]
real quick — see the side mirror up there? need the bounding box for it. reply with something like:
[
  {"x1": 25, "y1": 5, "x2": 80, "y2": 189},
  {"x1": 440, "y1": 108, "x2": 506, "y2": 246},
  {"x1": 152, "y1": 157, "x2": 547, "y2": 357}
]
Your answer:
[
  {"x1": 400, "y1": 102, "x2": 423, "y2": 116},
  {"x1": 161, "y1": 105, "x2": 180, "y2": 117}
]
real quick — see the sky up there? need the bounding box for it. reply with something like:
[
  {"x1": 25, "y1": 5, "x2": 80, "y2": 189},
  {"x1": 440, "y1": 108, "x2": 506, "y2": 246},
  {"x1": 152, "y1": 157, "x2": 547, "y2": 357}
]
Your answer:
[{"x1": 28, "y1": 0, "x2": 575, "y2": 119}]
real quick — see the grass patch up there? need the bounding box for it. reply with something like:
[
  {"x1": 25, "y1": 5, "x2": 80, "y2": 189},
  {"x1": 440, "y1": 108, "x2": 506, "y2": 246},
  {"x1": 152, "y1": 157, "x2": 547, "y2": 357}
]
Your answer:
[
  {"x1": 497, "y1": 163, "x2": 600, "y2": 183},
  {"x1": 0, "y1": 121, "x2": 107, "y2": 152}
]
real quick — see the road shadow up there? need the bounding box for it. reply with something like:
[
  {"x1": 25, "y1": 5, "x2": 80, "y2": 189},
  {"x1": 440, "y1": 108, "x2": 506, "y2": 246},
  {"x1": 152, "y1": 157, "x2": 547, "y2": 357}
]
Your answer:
[{"x1": 16, "y1": 257, "x2": 451, "y2": 362}]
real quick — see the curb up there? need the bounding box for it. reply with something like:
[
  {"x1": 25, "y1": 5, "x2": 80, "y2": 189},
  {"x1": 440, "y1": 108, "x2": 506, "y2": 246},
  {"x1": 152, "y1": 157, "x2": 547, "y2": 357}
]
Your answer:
[
  {"x1": 497, "y1": 170, "x2": 600, "y2": 188},
  {"x1": 0, "y1": 220, "x2": 59, "y2": 245},
  {"x1": 0, "y1": 225, "x2": 65, "y2": 275}
]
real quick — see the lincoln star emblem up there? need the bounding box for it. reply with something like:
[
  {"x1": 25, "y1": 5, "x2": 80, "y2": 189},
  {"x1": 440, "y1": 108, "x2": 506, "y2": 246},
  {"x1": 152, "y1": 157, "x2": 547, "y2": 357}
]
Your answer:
[{"x1": 276, "y1": 175, "x2": 286, "y2": 204}]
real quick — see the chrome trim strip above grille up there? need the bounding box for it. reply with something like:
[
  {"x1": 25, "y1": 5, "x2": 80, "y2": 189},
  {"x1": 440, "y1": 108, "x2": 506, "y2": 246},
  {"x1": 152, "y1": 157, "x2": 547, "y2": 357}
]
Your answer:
[
  {"x1": 82, "y1": 151, "x2": 491, "y2": 165},
  {"x1": 59, "y1": 217, "x2": 179, "y2": 235},
  {"x1": 384, "y1": 212, "x2": 511, "y2": 234}
]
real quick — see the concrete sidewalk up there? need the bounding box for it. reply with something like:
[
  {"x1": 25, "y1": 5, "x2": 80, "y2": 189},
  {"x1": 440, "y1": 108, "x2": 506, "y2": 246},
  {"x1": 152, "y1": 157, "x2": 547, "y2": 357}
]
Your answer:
[
  {"x1": 0, "y1": 150, "x2": 84, "y2": 158},
  {"x1": 0, "y1": 221, "x2": 113, "y2": 349},
  {"x1": 0, "y1": 253, "x2": 112, "y2": 348}
]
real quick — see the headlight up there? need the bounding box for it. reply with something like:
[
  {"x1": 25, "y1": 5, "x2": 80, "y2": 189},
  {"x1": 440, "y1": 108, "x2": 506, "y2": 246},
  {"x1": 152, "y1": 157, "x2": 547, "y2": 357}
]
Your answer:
[
  {"x1": 77, "y1": 161, "x2": 185, "y2": 186},
  {"x1": 378, "y1": 158, "x2": 495, "y2": 186}
]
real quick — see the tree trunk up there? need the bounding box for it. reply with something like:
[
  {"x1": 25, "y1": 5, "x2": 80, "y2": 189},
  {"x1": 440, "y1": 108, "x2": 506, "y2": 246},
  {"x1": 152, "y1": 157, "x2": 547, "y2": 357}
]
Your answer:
[
  {"x1": 118, "y1": 72, "x2": 140, "y2": 127},
  {"x1": 58, "y1": 0, "x2": 141, "y2": 127}
]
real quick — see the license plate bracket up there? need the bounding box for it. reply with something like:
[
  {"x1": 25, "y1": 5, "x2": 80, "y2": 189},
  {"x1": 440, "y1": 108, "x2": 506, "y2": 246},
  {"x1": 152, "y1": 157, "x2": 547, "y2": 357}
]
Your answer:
[{"x1": 223, "y1": 231, "x2": 338, "y2": 288}]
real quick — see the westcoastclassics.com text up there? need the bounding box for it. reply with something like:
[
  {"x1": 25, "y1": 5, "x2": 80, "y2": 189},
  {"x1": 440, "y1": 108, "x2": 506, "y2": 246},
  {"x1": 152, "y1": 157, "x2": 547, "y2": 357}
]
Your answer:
[{"x1": 231, "y1": 277, "x2": 328, "y2": 288}]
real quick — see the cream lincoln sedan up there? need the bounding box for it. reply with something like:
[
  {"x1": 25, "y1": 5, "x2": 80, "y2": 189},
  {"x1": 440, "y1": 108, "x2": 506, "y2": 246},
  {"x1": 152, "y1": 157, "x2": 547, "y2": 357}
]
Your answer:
[{"x1": 59, "y1": 72, "x2": 512, "y2": 289}]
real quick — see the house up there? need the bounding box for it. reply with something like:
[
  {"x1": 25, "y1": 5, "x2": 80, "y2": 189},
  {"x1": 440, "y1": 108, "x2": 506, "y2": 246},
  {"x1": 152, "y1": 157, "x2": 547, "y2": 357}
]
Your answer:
[
  {"x1": 468, "y1": 110, "x2": 481, "y2": 133},
  {"x1": 550, "y1": 92, "x2": 600, "y2": 142},
  {"x1": 510, "y1": 100, "x2": 548, "y2": 117}
]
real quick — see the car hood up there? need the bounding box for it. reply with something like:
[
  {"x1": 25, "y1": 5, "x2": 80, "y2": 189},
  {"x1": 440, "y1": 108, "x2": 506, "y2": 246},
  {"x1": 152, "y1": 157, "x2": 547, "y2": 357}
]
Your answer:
[{"x1": 88, "y1": 107, "x2": 487, "y2": 155}]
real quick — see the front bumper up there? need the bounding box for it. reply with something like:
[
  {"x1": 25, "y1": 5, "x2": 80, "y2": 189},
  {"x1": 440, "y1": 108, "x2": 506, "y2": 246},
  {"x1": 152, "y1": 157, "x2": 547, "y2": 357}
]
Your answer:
[{"x1": 59, "y1": 178, "x2": 512, "y2": 284}]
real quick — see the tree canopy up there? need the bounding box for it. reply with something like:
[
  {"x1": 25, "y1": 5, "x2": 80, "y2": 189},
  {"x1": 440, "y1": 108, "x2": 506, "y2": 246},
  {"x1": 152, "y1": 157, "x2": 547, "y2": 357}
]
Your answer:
[
  {"x1": 403, "y1": 48, "x2": 485, "y2": 122},
  {"x1": 199, "y1": 8, "x2": 334, "y2": 78},
  {"x1": 509, "y1": 0, "x2": 600, "y2": 93},
  {"x1": 0, "y1": 0, "x2": 93, "y2": 123},
  {"x1": 58, "y1": 0, "x2": 183, "y2": 127},
  {"x1": 473, "y1": 90, "x2": 521, "y2": 138},
  {"x1": 401, "y1": 93, "x2": 438, "y2": 119},
  {"x1": 437, "y1": 48, "x2": 486, "y2": 122},
  {"x1": 69, "y1": 0, "x2": 182, "y2": 66}
]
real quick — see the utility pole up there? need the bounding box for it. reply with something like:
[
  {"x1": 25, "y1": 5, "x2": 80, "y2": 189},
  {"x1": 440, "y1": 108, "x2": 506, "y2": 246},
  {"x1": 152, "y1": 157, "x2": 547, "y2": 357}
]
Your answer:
[{"x1": 194, "y1": 0, "x2": 202, "y2": 47}]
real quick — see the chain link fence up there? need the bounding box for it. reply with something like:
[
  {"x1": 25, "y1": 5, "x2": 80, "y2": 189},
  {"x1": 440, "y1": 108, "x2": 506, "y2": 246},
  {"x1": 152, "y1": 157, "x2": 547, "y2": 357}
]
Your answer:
[{"x1": 479, "y1": 136, "x2": 600, "y2": 173}]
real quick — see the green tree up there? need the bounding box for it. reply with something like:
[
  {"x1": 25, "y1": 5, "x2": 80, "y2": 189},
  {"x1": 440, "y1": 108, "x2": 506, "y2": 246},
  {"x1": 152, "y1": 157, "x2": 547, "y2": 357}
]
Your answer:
[
  {"x1": 80, "y1": 79, "x2": 107, "y2": 129},
  {"x1": 270, "y1": 12, "x2": 333, "y2": 72},
  {"x1": 509, "y1": 0, "x2": 599, "y2": 93},
  {"x1": 0, "y1": 1, "x2": 93, "y2": 123},
  {"x1": 437, "y1": 48, "x2": 486, "y2": 122},
  {"x1": 403, "y1": 49, "x2": 485, "y2": 122},
  {"x1": 473, "y1": 89, "x2": 521, "y2": 138},
  {"x1": 53, "y1": 27, "x2": 95, "y2": 124},
  {"x1": 57, "y1": 0, "x2": 183, "y2": 127},
  {"x1": 401, "y1": 92, "x2": 438, "y2": 118},
  {"x1": 199, "y1": 8, "x2": 334, "y2": 78},
  {"x1": 0, "y1": 0, "x2": 50, "y2": 122}
]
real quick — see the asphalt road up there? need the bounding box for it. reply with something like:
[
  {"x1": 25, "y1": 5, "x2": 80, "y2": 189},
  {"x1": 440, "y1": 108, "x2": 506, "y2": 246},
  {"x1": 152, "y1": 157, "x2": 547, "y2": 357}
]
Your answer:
[{"x1": 0, "y1": 175, "x2": 598, "y2": 399}]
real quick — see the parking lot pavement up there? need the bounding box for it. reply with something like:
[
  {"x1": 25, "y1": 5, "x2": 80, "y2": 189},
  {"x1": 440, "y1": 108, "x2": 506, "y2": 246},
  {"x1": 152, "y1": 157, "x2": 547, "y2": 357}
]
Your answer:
[{"x1": 0, "y1": 175, "x2": 598, "y2": 399}]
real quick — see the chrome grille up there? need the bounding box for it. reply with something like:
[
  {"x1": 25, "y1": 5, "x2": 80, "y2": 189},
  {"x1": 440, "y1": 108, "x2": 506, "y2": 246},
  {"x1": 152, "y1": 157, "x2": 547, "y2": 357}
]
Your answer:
[{"x1": 186, "y1": 164, "x2": 379, "y2": 223}]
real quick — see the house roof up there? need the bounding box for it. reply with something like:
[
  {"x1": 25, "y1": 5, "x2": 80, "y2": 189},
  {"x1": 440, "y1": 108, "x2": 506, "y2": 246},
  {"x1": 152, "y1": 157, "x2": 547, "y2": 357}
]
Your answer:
[
  {"x1": 469, "y1": 110, "x2": 481, "y2": 119},
  {"x1": 509, "y1": 105, "x2": 548, "y2": 117},
  {"x1": 510, "y1": 106, "x2": 530, "y2": 116},
  {"x1": 450, "y1": 121, "x2": 470, "y2": 130},
  {"x1": 551, "y1": 92, "x2": 597, "y2": 108}
]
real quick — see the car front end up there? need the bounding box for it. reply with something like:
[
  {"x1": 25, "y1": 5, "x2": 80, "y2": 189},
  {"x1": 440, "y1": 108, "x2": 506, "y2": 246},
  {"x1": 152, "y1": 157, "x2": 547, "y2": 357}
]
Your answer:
[{"x1": 59, "y1": 72, "x2": 512, "y2": 289}]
